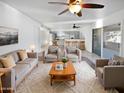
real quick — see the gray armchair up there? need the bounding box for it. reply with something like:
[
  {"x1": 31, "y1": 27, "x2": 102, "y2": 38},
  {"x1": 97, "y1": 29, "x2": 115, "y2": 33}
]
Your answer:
[
  {"x1": 65, "y1": 47, "x2": 81, "y2": 62},
  {"x1": 95, "y1": 59, "x2": 124, "y2": 89},
  {"x1": 44, "y1": 45, "x2": 60, "y2": 63}
]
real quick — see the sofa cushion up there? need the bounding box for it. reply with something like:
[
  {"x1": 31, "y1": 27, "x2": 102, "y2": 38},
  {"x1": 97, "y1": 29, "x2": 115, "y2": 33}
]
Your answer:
[
  {"x1": 45, "y1": 54, "x2": 57, "y2": 59},
  {"x1": 48, "y1": 46, "x2": 58, "y2": 54},
  {"x1": 18, "y1": 50, "x2": 28, "y2": 61},
  {"x1": 11, "y1": 52, "x2": 20, "y2": 63},
  {"x1": 18, "y1": 58, "x2": 37, "y2": 67},
  {"x1": 96, "y1": 67, "x2": 104, "y2": 79},
  {"x1": 0, "y1": 55, "x2": 16, "y2": 68},
  {"x1": 67, "y1": 54, "x2": 78, "y2": 62},
  {"x1": 15, "y1": 63, "x2": 30, "y2": 80},
  {"x1": 67, "y1": 54, "x2": 78, "y2": 59},
  {"x1": 25, "y1": 58, "x2": 37, "y2": 67},
  {"x1": 108, "y1": 55, "x2": 124, "y2": 65},
  {"x1": 67, "y1": 47, "x2": 77, "y2": 53},
  {"x1": 112, "y1": 55, "x2": 124, "y2": 65}
]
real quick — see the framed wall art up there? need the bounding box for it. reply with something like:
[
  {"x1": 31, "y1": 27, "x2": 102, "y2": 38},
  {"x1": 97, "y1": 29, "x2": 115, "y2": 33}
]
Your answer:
[{"x1": 0, "y1": 26, "x2": 18, "y2": 46}]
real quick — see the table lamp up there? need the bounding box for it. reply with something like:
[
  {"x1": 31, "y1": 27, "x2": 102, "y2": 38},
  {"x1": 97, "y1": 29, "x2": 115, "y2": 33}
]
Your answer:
[{"x1": 30, "y1": 44, "x2": 35, "y2": 52}]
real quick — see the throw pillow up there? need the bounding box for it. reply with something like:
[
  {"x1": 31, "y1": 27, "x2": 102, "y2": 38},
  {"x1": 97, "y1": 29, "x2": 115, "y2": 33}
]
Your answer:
[
  {"x1": 0, "y1": 55, "x2": 16, "y2": 68},
  {"x1": 113, "y1": 55, "x2": 124, "y2": 65},
  {"x1": 48, "y1": 46, "x2": 58, "y2": 53},
  {"x1": 108, "y1": 55, "x2": 124, "y2": 65},
  {"x1": 112, "y1": 60, "x2": 120, "y2": 65},
  {"x1": 18, "y1": 50, "x2": 28, "y2": 61},
  {"x1": 108, "y1": 60, "x2": 113, "y2": 65}
]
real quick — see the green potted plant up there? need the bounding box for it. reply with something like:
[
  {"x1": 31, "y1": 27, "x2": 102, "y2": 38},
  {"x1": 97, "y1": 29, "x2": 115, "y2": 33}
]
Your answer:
[{"x1": 62, "y1": 57, "x2": 68, "y2": 68}]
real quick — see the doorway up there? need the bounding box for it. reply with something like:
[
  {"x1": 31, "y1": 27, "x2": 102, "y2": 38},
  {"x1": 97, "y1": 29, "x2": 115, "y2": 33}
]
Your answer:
[{"x1": 92, "y1": 28, "x2": 102, "y2": 56}]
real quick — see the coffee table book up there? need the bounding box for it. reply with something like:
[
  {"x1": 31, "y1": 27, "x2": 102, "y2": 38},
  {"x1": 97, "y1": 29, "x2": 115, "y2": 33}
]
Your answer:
[{"x1": 55, "y1": 63, "x2": 63, "y2": 70}]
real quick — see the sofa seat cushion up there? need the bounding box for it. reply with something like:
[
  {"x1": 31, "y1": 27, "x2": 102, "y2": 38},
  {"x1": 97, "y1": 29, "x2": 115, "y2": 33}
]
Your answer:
[
  {"x1": 67, "y1": 54, "x2": 78, "y2": 59},
  {"x1": 96, "y1": 67, "x2": 104, "y2": 79},
  {"x1": 28, "y1": 58, "x2": 37, "y2": 67},
  {"x1": 45, "y1": 54, "x2": 57, "y2": 59},
  {"x1": 18, "y1": 58, "x2": 37, "y2": 67},
  {"x1": 18, "y1": 58, "x2": 34, "y2": 63},
  {"x1": 67, "y1": 54, "x2": 78, "y2": 62},
  {"x1": 15, "y1": 63, "x2": 30, "y2": 80},
  {"x1": 45, "y1": 59, "x2": 57, "y2": 62}
]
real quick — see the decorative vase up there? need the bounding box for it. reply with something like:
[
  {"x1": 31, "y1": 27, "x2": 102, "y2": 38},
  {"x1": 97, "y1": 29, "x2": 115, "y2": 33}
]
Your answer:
[{"x1": 63, "y1": 63, "x2": 67, "y2": 68}]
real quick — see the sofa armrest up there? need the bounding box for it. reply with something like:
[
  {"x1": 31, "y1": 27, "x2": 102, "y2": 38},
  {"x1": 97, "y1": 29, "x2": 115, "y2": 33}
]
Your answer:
[
  {"x1": 96, "y1": 59, "x2": 109, "y2": 67},
  {"x1": 44, "y1": 48, "x2": 48, "y2": 57},
  {"x1": 103, "y1": 66, "x2": 124, "y2": 88},
  {"x1": 27, "y1": 52, "x2": 37, "y2": 58},
  {"x1": 64, "y1": 48, "x2": 67, "y2": 57},
  {"x1": 57, "y1": 48, "x2": 61, "y2": 60},
  {"x1": 76, "y1": 49, "x2": 81, "y2": 61},
  {"x1": 1, "y1": 68, "x2": 16, "y2": 93}
]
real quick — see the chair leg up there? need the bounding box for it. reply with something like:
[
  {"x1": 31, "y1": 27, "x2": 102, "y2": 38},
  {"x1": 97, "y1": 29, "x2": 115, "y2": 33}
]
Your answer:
[
  {"x1": 95, "y1": 72, "x2": 97, "y2": 77},
  {"x1": 104, "y1": 87, "x2": 108, "y2": 90},
  {"x1": 36, "y1": 64, "x2": 38, "y2": 67}
]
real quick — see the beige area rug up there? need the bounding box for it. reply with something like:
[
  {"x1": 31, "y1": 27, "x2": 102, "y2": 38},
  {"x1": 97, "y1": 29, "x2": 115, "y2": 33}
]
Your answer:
[{"x1": 17, "y1": 61, "x2": 118, "y2": 93}]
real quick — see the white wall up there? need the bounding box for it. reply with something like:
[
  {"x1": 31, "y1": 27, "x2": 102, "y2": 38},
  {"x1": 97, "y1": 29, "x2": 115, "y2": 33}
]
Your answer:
[
  {"x1": 80, "y1": 9, "x2": 124, "y2": 56},
  {"x1": 0, "y1": 1, "x2": 41, "y2": 55},
  {"x1": 80, "y1": 25, "x2": 93, "y2": 52},
  {"x1": 39, "y1": 28, "x2": 50, "y2": 47},
  {"x1": 102, "y1": 9, "x2": 124, "y2": 56},
  {"x1": 93, "y1": 9, "x2": 124, "y2": 57},
  {"x1": 121, "y1": 21, "x2": 124, "y2": 56}
]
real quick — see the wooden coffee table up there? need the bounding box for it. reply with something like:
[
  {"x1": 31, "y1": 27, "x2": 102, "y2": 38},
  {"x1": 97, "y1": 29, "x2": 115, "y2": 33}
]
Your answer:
[{"x1": 49, "y1": 61, "x2": 76, "y2": 86}]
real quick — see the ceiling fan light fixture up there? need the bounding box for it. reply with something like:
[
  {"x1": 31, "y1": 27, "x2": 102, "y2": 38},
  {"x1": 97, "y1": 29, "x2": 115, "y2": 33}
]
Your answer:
[
  {"x1": 48, "y1": 0, "x2": 104, "y2": 17},
  {"x1": 69, "y1": 4, "x2": 81, "y2": 14}
]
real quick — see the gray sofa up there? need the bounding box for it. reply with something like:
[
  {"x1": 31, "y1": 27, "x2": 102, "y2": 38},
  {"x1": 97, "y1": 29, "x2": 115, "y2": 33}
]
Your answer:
[
  {"x1": 0, "y1": 50, "x2": 38, "y2": 93},
  {"x1": 95, "y1": 59, "x2": 124, "y2": 90}
]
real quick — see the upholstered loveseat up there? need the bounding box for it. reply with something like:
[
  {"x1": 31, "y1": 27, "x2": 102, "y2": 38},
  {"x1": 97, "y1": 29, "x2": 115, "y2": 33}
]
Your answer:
[{"x1": 0, "y1": 50, "x2": 38, "y2": 93}]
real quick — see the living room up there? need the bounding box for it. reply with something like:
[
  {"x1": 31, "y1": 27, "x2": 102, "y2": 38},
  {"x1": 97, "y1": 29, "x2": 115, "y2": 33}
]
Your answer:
[{"x1": 0, "y1": 0, "x2": 124, "y2": 93}]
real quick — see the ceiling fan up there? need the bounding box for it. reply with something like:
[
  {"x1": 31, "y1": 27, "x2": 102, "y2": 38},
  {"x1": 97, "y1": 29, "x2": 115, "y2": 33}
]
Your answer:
[
  {"x1": 48, "y1": 0, "x2": 104, "y2": 17},
  {"x1": 73, "y1": 24, "x2": 80, "y2": 29}
]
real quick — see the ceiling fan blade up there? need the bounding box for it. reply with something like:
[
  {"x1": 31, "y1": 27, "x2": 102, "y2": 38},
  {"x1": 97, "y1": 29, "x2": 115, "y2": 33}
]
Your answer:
[
  {"x1": 48, "y1": 2, "x2": 69, "y2": 5},
  {"x1": 58, "y1": 9, "x2": 69, "y2": 15},
  {"x1": 76, "y1": 11, "x2": 82, "y2": 17},
  {"x1": 82, "y1": 3, "x2": 104, "y2": 9}
]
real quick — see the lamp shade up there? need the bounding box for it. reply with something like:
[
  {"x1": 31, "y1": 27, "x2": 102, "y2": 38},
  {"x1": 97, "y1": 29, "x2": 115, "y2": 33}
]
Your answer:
[
  {"x1": 49, "y1": 41, "x2": 53, "y2": 45},
  {"x1": 69, "y1": 4, "x2": 81, "y2": 14},
  {"x1": 30, "y1": 44, "x2": 35, "y2": 52}
]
